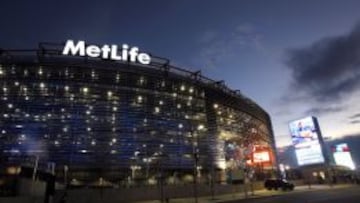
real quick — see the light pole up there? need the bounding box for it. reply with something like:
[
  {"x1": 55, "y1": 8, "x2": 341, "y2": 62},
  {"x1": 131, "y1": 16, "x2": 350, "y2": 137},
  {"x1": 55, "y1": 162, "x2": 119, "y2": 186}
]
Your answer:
[
  {"x1": 182, "y1": 120, "x2": 203, "y2": 203},
  {"x1": 32, "y1": 155, "x2": 39, "y2": 181},
  {"x1": 193, "y1": 147, "x2": 199, "y2": 203},
  {"x1": 279, "y1": 163, "x2": 286, "y2": 179},
  {"x1": 285, "y1": 165, "x2": 290, "y2": 180},
  {"x1": 130, "y1": 165, "x2": 141, "y2": 180},
  {"x1": 192, "y1": 124, "x2": 204, "y2": 203},
  {"x1": 64, "y1": 165, "x2": 69, "y2": 187},
  {"x1": 155, "y1": 153, "x2": 167, "y2": 203},
  {"x1": 143, "y1": 157, "x2": 151, "y2": 180}
]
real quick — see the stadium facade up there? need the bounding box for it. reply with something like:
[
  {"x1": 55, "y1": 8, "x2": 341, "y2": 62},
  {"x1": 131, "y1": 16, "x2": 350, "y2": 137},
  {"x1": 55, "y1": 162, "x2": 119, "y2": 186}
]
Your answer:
[{"x1": 0, "y1": 41, "x2": 276, "y2": 185}]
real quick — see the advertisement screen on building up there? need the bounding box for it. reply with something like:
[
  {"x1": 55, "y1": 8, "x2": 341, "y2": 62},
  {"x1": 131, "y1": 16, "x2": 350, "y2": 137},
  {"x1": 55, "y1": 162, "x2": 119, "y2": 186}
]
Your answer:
[
  {"x1": 289, "y1": 117, "x2": 325, "y2": 166},
  {"x1": 253, "y1": 151, "x2": 270, "y2": 163},
  {"x1": 332, "y1": 143, "x2": 355, "y2": 170}
]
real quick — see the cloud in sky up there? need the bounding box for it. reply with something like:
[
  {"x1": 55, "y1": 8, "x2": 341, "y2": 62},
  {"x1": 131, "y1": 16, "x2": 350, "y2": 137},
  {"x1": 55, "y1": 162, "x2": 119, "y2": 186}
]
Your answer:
[
  {"x1": 285, "y1": 23, "x2": 360, "y2": 103},
  {"x1": 198, "y1": 23, "x2": 266, "y2": 69},
  {"x1": 304, "y1": 106, "x2": 346, "y2": 116},
  {"x1": 275, "y1": 22, "x2": 360, "y2": 147},
  {"x1": 349, "y1": 113, "x2": 360, "y2": 119},
  {"x1": 349, "y1": 112, "x2": 360, "y2": 124},
  {"x1": 350, "y1": 120, "x2": 360, "y2": 124}
]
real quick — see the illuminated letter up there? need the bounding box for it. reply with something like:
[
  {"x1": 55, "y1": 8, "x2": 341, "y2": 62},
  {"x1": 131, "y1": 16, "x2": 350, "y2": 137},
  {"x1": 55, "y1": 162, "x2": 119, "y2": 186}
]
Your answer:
[
  {"x1": 62, "y1": 40, "x2": 85, "y2": 56},
  {"x1": 138, "y1": 53, "x2": 151, "y2": 65},
  {"x1": 101, "y1": 44, "x2": 111, "y2": 59},
  {"x1": 110, "y1": 45, "x2": 121, "y2": 60},
  {"x1": 128, "y1": 47, "x2": 139, "y2": 62},
  {"x1": 122, "y1": 44, "x2": 129, "y2": 61},
  {"x1": 86, "y1": 45, "x2": 101, "y2": 57}
]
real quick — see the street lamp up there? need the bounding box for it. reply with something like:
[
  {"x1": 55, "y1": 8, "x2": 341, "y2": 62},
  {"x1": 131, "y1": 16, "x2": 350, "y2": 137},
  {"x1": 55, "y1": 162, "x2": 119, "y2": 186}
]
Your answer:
[
  {"x1": 279, "y1": 164, "x2": 286, "y2": 179},
  {"x1": 130, "y1": 165, "x2": 141, "y2": 180},
  {"x1": 32, "y1": 155, "x2": 39, "y2": 181},
  {"x1": 154, "y1": 153, "x2": 168, "y2": 203},
  {"x1": 196, "y1": 166, "x2": 202, "y2": 178},
  {"x1": 192, "y1": 124, "x2": 204, "y2": 203},
  {"x1": 143, "y1": 157, "x2": 152, "y2": 180},
  {"x1": 64, "y1": 165, "x2": 69, "y2": 187},
  {"x1": 285, "y1": 165, "x2": 290, "y2": 179},
  {"x1": 193, "y1": 138, "x2": 199, "y2": 203}
]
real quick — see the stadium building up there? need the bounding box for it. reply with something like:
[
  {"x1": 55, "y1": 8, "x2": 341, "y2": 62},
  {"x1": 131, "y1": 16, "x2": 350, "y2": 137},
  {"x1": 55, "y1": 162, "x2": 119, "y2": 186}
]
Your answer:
[{"x1": 0, "y1": 41, "x2": 276, "y2": 186}]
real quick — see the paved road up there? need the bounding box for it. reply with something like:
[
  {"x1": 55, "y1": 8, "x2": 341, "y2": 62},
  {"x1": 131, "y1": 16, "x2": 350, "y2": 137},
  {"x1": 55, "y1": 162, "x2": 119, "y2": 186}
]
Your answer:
[{"x1": 224, "y1": 185, "x2": 360, "y2": 203}]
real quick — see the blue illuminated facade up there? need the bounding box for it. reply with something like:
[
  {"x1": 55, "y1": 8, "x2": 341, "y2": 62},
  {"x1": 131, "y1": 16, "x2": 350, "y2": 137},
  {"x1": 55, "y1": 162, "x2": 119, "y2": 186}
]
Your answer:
[{"x1": 0, "y1": 43, "x2": 276, "y2": 184}]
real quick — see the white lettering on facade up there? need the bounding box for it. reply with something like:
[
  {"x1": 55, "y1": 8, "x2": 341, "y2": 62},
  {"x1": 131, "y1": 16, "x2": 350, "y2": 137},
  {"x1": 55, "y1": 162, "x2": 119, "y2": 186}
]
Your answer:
[{"x1": 62, "y1": 40, "x2": 151, "y2": 65}]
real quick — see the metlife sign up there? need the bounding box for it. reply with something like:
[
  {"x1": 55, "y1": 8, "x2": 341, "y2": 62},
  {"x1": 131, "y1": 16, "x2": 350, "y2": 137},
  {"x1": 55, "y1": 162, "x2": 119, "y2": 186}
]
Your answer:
[{"x1": 62, "y1": 40, "x2": 151, "y2": 65}]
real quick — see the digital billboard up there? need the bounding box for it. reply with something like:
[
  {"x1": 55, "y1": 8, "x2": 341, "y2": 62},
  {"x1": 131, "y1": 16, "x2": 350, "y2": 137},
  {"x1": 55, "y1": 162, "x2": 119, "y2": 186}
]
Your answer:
[
  {"x1": 289, "y1": 117, "x2": 325, "y2": 166},
  {"x1": 245, "y1": 145, "x2": 273, "y2": 168},
  {"x1": 332, "y1": 143, "x2": 355, "y2": 170},
  {"x1": 253, "y1": 151, "x2": 270, "y2": 163}
]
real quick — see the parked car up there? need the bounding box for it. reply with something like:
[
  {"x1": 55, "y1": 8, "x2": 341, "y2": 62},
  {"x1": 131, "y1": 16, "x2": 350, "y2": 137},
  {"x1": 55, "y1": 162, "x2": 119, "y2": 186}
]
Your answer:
[{"x1": 264, "y1": 179, "x2": 295, "y2": 191}]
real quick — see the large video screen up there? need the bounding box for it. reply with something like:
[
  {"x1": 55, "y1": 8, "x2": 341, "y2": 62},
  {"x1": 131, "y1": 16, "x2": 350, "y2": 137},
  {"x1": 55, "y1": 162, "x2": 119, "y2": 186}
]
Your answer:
[
  {"x1": 332, "y1": 143, "x2": 355, "y2": 170},
  {"x1": 289, "y1": 117, "x2": 325, "y2": 166}
]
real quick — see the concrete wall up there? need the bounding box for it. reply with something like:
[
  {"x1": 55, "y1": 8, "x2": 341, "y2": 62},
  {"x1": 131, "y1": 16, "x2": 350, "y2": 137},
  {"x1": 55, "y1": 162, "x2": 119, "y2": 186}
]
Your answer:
[
  {"x1": 0, "y1": 196, "x2": 44, "y2": 203},
  {"x1": 57, "y1": 181, "x2": 266, "y2": 203},
  {"x1": 1, "y1": 179, "x2": 307, "y2": 203},
  {"x1": 0, "y1": 178, "x2": 46, "y2": 203},
  {"x1": 17, "y1": 178, "x2": 46, "y2": 197}
]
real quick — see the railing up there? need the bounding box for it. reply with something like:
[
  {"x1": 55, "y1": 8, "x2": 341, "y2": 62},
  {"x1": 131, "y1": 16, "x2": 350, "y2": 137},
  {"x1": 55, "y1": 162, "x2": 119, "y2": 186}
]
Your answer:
[{"x1": 0, "y1": 43, "x2": 264, "y2": 111}]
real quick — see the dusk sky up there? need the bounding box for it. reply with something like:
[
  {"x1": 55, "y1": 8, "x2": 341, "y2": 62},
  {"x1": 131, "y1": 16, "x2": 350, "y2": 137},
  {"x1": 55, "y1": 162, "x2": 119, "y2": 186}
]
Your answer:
[{"x1": 1, "y1": 0, "x2": 360, "y2": 147}]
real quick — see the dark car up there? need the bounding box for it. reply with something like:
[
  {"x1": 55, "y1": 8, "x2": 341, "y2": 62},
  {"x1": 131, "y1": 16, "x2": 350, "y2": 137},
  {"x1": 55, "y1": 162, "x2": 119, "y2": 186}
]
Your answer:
[{"x1": 264, "y1": 179, "x2": 295, "y2": 191}]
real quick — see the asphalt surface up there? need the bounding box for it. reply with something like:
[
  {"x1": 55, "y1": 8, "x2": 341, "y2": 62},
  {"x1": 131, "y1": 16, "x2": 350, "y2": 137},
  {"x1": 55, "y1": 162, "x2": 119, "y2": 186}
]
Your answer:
[{"x1": 224, "y1": 185, "x2": 360, "y2": 203}]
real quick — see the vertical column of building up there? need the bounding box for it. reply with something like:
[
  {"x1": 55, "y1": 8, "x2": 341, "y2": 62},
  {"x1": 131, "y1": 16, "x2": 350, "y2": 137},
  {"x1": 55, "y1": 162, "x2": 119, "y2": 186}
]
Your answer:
[
  {"x1": 204, "y1": 90, "x2": 219, "y2": 173},
  {"x1": 266, "y1": 115, "x2": 279, "y2": 173}
]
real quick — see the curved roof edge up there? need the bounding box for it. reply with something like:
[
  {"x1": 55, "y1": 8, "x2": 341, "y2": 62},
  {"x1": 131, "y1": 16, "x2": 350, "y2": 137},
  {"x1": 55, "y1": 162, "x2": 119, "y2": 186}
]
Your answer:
[{"x1": 0, "y1": 42, "x2": 271, "y2": 123}]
